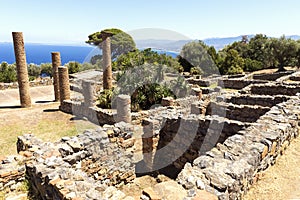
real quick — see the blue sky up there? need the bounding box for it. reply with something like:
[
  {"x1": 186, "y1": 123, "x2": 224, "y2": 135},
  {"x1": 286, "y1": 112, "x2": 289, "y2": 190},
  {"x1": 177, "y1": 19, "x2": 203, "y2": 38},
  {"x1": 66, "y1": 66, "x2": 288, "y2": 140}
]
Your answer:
[{"x1": 1, "y1": 0, "x2": 300, "y2": 44}]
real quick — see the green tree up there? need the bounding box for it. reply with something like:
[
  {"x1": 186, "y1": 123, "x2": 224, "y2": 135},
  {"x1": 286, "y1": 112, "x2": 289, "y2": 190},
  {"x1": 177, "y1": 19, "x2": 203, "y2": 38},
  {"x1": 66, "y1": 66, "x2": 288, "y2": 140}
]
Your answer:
[
  {"x1": 90, "y1": 54, "x2": 102, "y2": 65},
  {"x1": 113, "y1": 48, "x2": 183, "y2": 72},
  {"x1": 244, "y1": 58, "x2": 263, "y2": 72},
  {"x1": 296, "y1": 40, "x2": 300, "y2": 67},
  {"x1": 226, "y1": 40, "x2": 250, "y2": 59},
  {"x1": 269, "y1": 36, "x2": 298, "y2": 71},
  {"x1": 247, "y1": 34, "x2": 271, "y2": 67},
  {"x1": 219, "y1": 49, "x2": 244, "y2": 75},
  {"x1": 27, "y1": 63, "x2": 41, "y2": 80},
  {"x1": 65, "y1": 61, "x2": 81, "y2": 74},
  {"x1": 40, "y1": 63, "x2": 53, "y2": 77},
  {"x1": 179, "y1": 41, "x2": 218, "y2": 76},
  {"x1": 0, "y1": 62, "x2": 17, "y2": 83},
  {"x1": 86, "y1": 28, "x2": 136, "y2": 60}
]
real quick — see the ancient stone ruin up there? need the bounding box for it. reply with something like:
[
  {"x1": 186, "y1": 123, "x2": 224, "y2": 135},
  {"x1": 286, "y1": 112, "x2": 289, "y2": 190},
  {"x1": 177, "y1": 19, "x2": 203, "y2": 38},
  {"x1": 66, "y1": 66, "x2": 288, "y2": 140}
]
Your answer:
[
  {"x1": 1, "y1": 33, "x2": 300, "y2": 199},
  {"x1": 12, "y1": 32, "x2": 32, "y2": 108},
  {"x1": 1, "y1": 68, "x2": 300, "y2": 200}
]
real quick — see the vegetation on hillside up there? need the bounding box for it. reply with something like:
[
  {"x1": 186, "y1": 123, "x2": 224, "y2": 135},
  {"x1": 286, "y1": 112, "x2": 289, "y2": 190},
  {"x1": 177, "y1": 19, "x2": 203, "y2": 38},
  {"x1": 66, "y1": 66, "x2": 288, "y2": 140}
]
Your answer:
[
  {"x1": 218, "y1": 34, "x2": 300, "y2": 74},
  {"x1": 2, "y1": 30, "x2": 300, "y2": 111}
]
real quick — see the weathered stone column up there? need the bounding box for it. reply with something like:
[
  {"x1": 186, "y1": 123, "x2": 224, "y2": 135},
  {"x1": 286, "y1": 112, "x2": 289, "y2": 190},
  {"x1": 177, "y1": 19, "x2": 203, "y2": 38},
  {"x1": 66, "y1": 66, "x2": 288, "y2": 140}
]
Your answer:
[
  {"x1": 101, "y1": 32, "x2": 113, "y2": 90},
  {"x1": 116, "y1": 95, "x2": 131, "y2": 123},
  {"x1": 192, "y1": 88, "x2": 202, "y2": 100},
  {"x1": 58, "y1": 66, "x2": 70, "y2": 105},
  {"x1": 141, "y1": 119, "x2": 159, "y2": 172},
  {"x1": 12, "y1": 32, "x2": 31, "y2": 108},
  {"x1": 161, "y1": 97, "x2": 175, "y2": 107},
  {"x1": 82, "y1": 80, "x2": 95, "y2": 107},
  {"x1": 51, "y1": 52, "x2": 61, "y2": 102}
]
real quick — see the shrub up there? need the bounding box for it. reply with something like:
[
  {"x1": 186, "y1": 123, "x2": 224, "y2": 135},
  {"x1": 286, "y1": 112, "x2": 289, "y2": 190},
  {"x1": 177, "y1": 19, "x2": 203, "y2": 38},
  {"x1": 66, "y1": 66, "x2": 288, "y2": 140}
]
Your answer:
[
  {"x1": 244, "y1": 58, "x2": 263, "y2": 72},
  {"x1": 0, "y1": 62, "x2": 17, "y2": 83},
  {"x1": 97, "y1": 89, "x2": 113, "y2": 109}
]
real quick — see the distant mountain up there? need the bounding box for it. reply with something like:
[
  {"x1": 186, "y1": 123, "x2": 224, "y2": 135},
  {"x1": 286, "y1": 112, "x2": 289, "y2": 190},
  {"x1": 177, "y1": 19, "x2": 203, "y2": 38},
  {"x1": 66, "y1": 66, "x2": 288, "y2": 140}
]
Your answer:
[
  {"x1": 286, "y1": 35, "x2": 300, "y2": 40},
  {"x1": 203, "y1": 35, "x2": 255, "y2": 50},
  {"x1": 1, "y1": 34, "x2": 299, "y2": 64},
  {"x1": 135, "y1": 36, "x2": 253, "y2": 52},
  {"x1": 135, "y1": 39, "x2": 192, "y2": 52},
  {"x1": 136, "y1": 35, "x2": 300, "y2": 52}
]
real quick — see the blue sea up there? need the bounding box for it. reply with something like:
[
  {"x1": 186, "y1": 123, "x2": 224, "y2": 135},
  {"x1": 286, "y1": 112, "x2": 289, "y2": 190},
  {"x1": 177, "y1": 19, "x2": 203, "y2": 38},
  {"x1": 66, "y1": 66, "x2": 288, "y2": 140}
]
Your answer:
[
  {"x1": 0, "y1": 43, "x2": 179, "y2": 65},
  {"x1": 0, "y1": 43, "x2": 96, "y2": 65}
]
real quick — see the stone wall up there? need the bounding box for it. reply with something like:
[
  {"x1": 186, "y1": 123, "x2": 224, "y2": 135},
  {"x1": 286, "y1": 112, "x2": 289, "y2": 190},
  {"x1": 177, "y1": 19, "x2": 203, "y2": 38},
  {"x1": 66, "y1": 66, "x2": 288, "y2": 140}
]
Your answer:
[
  {"x1": 14, "y1": 123, "x2": 137, "y2": 199},
  {"x1": 150, "y1": 115, "x2": 246, "y2": 174},
  {"x1": 252, "y1": 71, "x2": 294, "y2": 81},
  {"x1": 0, "y1": 155, "x2": 26, "y2": 192},
  {"x1": 187, "y1": 78, "x2": 217, "y2": 87},
  {"x1": 206, "y1": 102, "x2": 270, "y2": 123},
  {"x1": 177, "y1": 96, "x2": 300, "y2": 199},
  {"x1": 60, "y1": 100, "x2": 116, "y2": 125},
  {"x1": 218, "y1": 79, "x2": 267, "y2": 90},
  {"x1": 0, "y1": 78, "x2": 53, "y2": 90},
  {"x1": 226, "y1": 94, "x2": 289, "y2": 107},
  {"x1": 250, "y1": 83, "x2": 300, "y2": 96}
]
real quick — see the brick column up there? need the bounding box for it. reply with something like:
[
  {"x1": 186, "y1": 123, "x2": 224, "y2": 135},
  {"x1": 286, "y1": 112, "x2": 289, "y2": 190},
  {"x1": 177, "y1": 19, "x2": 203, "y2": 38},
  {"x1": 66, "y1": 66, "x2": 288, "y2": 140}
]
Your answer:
[
  {"x1": 82, "y1": 80, "x2": 95, "y2": 107},
  {"x1": 51, "y1": 52, "x2": 61, "y2": 102},
  {"x1": 192, "y1": 88, "x2": 202, "y2": 100},
  {"x1": 116, "y1": 95, "x2": 131, "y2": 123},
  {"x1": 142, "y1": 119, "x2": 159, "y2": 172},
  {"x1": 58, "y1": 66, "x2": 70, "y2": 105},
  {"x1": 101, "y1": 32, "x2": 113, "y2": 90},
  {"x1": 12, "y1": 32, "x2": 31, "y2": 108}
]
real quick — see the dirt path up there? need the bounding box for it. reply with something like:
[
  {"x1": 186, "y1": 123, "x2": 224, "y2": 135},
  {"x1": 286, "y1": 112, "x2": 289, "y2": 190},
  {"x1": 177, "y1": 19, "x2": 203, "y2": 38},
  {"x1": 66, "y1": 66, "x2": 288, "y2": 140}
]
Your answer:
[
  {"x1": 244, "y1": 136, "x2": 300, "y2": 200},
  {"x1": 0, "y1": 85, "x2": 55, "y2": 107}
]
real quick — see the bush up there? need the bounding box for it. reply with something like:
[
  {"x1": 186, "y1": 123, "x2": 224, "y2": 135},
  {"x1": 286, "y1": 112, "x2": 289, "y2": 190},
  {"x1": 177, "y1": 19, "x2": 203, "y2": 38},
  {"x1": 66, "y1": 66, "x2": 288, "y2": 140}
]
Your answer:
[
  {"x1": 28, "y1": 63, "x2": 41, "y2": 80},
  {"x1": 113, "y1": 48, "x2": 183, "y2": 72},
  {"x1": 40, "y1": 63, "x2": 53, "y2": 77},
  {"x1": 131, "y1": 83, "x2": 175, "y2": 111},
  {"x1": 96, "y1": 84, "x2": 175, "y2": 112},
  {"x1": 190, "y1": 67, "x2": 202, "y2": 75},
  {"x1": 0, "y1": 62, "x2": 17, "y2": 83},
  {"x1": 97, "y1": 89, "x2": 113, "y2": 109},
  {"x1": 244, "y1": 58, "x2": 263, "y2": 72},
  {"x1": 65, "y1": 61, "x2": 81, "y2": 74}
]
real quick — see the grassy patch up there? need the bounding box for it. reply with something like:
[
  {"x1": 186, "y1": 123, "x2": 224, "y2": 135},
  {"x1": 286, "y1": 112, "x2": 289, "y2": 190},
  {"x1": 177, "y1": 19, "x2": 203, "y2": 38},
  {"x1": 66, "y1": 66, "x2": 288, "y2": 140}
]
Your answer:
[{"x1": 0, "y1": 114, "x2": 97, "y2": 156}]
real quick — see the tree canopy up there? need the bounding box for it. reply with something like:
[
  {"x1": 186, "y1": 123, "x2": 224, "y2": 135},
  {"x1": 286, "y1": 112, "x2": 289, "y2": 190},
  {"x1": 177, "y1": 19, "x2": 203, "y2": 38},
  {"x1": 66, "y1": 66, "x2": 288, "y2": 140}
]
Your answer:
[
  {"x1": 86, "y1": 28, "x2": 136, "y2": 59},
  {"x1": 179, "y1": 41, "x2": 219, "y2": 76}
]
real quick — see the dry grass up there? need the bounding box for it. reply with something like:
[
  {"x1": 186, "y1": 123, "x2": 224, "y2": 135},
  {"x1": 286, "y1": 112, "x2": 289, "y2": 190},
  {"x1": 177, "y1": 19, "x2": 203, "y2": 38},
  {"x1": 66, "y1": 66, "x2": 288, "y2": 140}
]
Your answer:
[
  {"x1": 0, "y1": 102, "x2": 98, "y2": 199},
  {"x1": 0, "y1": 103, "x2": 98, "y2": 156}
]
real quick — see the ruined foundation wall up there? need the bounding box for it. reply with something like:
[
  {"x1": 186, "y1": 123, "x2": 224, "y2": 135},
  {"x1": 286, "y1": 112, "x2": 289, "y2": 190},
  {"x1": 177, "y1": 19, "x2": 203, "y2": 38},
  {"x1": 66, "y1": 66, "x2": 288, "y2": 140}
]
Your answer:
[
  {"x1": 252, "y1": 71, "x2": 294, "y2": 81},
  {"x1": 218, "y1": 79, "x2": 267, "y2": 90},
  {"x1": 250, "y1": 83, "x2": 300, "y2": 96},
  {"x1": 16, "y1": 124, "x2": 136, "y2": 199},
  {"x1": 177, "y1": 96, "x2": 300, "y2": 200}
]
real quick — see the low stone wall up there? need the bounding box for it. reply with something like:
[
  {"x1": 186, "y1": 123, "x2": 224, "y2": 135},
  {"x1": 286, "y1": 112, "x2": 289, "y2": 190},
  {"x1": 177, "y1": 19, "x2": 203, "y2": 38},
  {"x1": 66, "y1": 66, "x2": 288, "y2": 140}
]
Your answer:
[
  {"x1": 218, "y1": 79, "x2": 267, "y2": 90},
  {"x1": 177, "y1": 96, "x2": 300, "y2": 199},
  {"x1": 60, "y1": 100, "x2": 116, "y2": 125},
  {"x1": 206, "y1": 102, "x2": 270, "y2": 123},
  {"x1": 0, "y1": 155, "x2": 26, "y2": 192},
  {"x1": 15, "y1": 124, "x2": 136, "y2": 199},
  {"x1": 151, "y1": 115, "x2": 246, "y2": 173},
  {"x1": 250, "y1": 83, "x2": 300, "y2": 96},
  {"x1": 187, "y1": 78, "x2": 217, "y2": 87},
  {"x1": 253, "y1": 71, "x2": 294, "y2": 81},
  {"x1": 290, "y1": 76, "x2": 300, "y2": 81},
  {"x1": 0, "y1": 78, "x2": 53, "y2": 90},
  {"x1": 227, "y1": 94, "x2": 289, "y2": 108}
]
